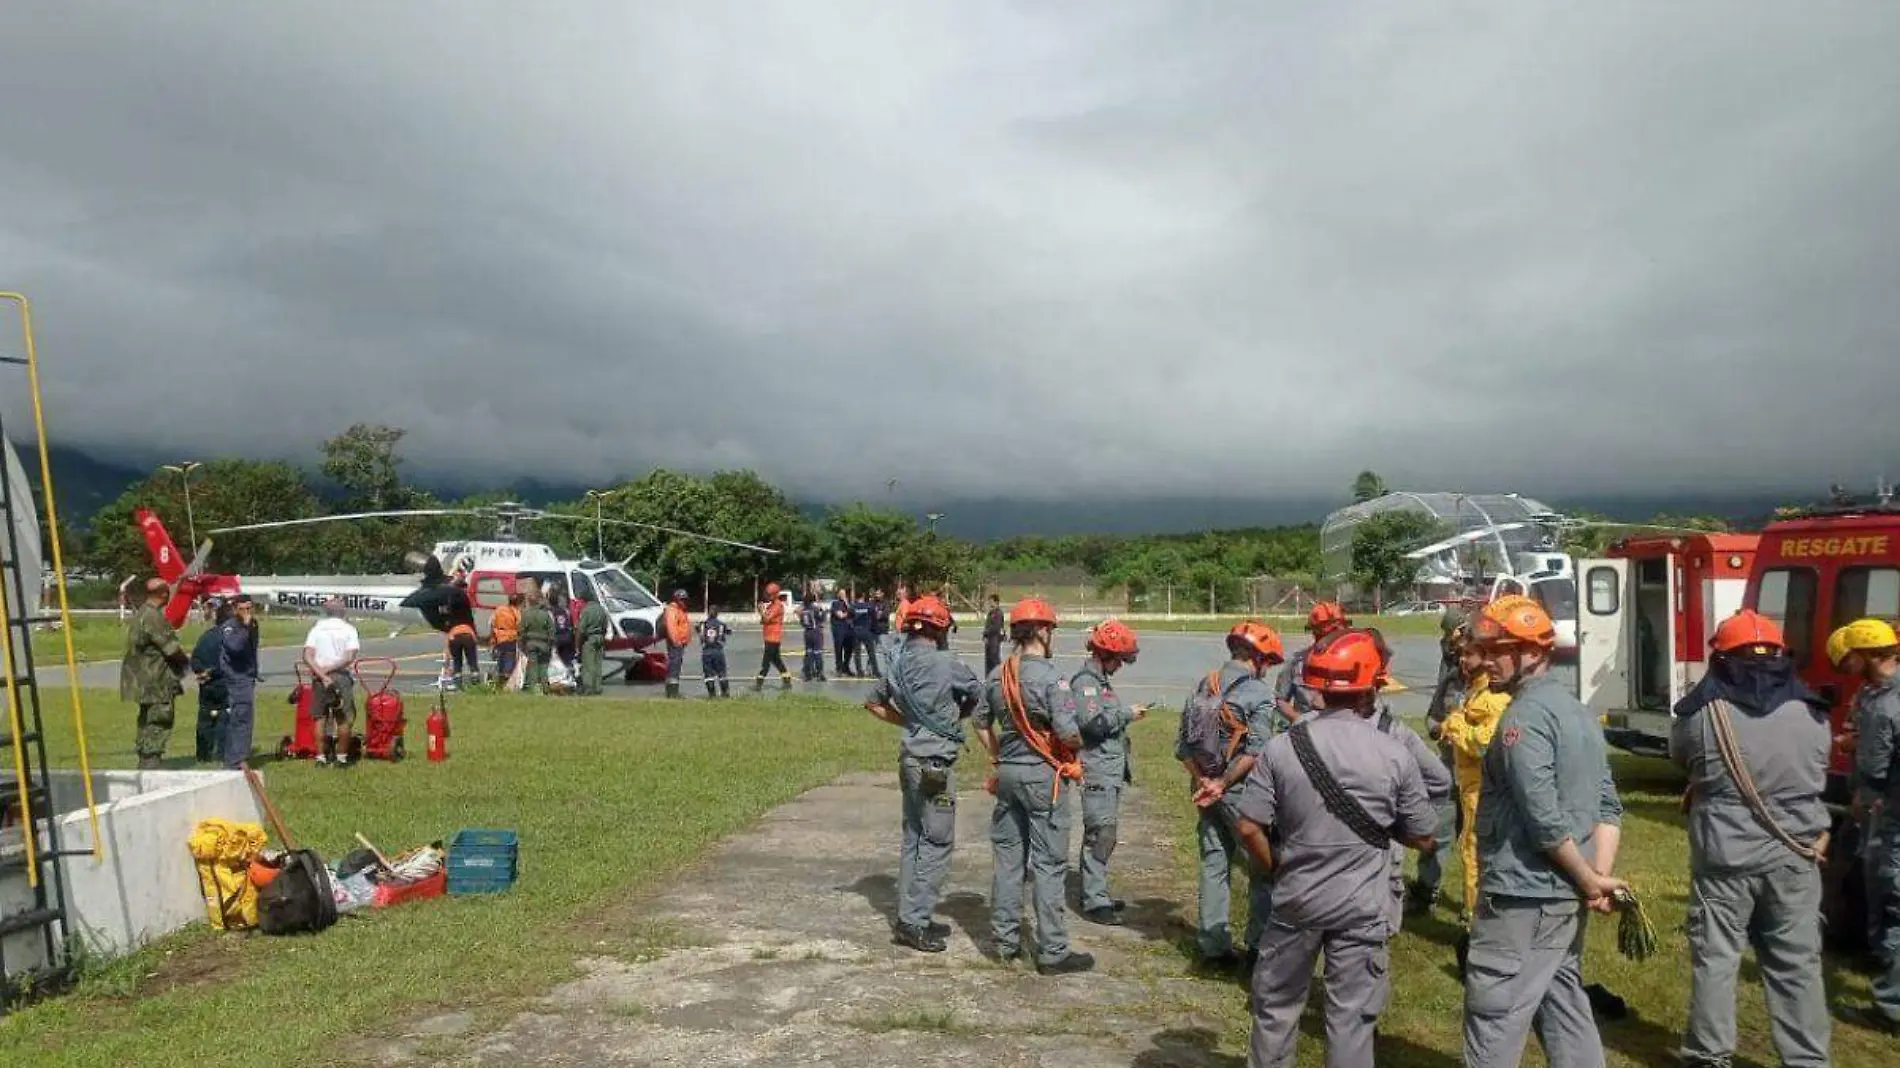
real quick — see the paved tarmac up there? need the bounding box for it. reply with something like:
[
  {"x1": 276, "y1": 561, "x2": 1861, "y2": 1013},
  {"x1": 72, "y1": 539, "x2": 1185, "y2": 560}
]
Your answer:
[{"x1": 52, "y1": 619, "x2": 1575, "y2": 725}]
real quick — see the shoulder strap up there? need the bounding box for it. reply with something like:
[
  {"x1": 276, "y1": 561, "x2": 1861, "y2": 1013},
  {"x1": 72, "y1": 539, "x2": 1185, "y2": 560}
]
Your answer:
[
  {"x1": 1288, "y1": 721, "x2": 1391, "y2": 850},
  {"x1": 1706, "y1": 700, "x2": 1821, "y2": 864},
  {"x1": 888, "y1": 644, "x2": 961, "y2": 742},
  {"x1": 1207, "y1": 669, "x2": 1251, "y2": 763}
]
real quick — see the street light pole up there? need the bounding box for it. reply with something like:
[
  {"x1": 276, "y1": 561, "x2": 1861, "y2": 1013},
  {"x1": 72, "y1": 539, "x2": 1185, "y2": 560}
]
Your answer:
[
  {"x1": 583, "y1": 490, "x2": 607, "y2": 560},
  {"x1": 161, "y1": 461, "x2": 202, "y2": 548}
]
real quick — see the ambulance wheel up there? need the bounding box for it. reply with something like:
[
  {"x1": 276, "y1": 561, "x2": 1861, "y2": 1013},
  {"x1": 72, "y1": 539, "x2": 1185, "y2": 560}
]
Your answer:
[{"x1": 392, "y1": 737, "x2": 406, "y2": 762}]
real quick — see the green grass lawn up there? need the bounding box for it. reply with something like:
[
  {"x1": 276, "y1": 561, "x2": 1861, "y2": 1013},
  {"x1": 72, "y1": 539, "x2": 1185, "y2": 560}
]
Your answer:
[
  {"x1": 28, "y1": 615, "x2": 408, "y2": 665},
  {"x1": 1127, "y1": 712, "x2": 1887, "y2": 1066},
  {"x1": 4, "y1": 688, "x2": 889, "y2": 1068}
]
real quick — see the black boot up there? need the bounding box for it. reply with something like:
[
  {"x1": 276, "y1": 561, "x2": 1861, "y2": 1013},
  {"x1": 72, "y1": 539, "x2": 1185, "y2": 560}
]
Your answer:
[
  {"x1": 780, "y1": 676, "x2": 793, "y2": 690},
  {"x1": 1036, "y1": 951, "x2": 1096, "y2": 976},
  {"x1": 705, "y1": 681, "x2": 717, "y2": 698},
  {"x1": 719, "y1": 680, "x2": 730, "y2": 697},
  {"x1": 1081, "y1": 906, "x2": 1123, "y2": 927},
  {"x1": 665, "y1": 682, "x2": 680, "y2": 700},
  {"x1": 752, "y1": 677, "x2": 765, "y2": 692},
  {"x1": 892, "y1": 924, "x2": 946, "y2": 953}
]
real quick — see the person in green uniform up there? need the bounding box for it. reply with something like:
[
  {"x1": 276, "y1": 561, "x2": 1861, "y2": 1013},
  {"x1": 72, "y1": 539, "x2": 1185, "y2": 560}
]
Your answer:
[
  {"x1": 577, "y1": 587, "x2": 610, "y2": 695},
  {"x1": 122, "y1": 577, "x2": 188, "y2": 768},
  {"x1": 517, "y1": 591, "x2": 556, "y2": 693}
]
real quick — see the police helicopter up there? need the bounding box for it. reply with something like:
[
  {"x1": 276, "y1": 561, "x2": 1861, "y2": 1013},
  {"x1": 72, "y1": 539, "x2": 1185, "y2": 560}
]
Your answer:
[{"x1": 134, "y1": 501, "x2": 777, "y2": 683}]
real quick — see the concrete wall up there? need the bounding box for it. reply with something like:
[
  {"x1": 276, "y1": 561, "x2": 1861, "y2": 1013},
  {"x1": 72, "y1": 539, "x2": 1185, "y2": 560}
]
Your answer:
[{"x1": 1, "y1": 769, "x2": 264, "y2": 977}]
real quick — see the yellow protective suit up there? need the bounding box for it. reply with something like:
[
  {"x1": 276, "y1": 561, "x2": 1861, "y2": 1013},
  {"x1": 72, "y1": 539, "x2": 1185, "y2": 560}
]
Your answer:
[
  {"x1": 1438, "y1": 675, "x2": 1510, "y2": 918},
  {"x1": 188, "y1": 818, "x2": 268, "y2": 930}
]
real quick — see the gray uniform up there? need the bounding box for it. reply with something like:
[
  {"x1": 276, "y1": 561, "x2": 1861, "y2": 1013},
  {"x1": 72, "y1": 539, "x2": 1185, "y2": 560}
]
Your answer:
[
  {"x1": 1670, "y1": 691, "x2": 1831, "y2": 1068},
  {"x1": 1176, "y1": 661, "x2": 1277, "y2": 958},
  {"x1": 1416, "y1": 659, "x2": 1466, "y2": 899},
  {"x1": 1233, "y1": 710, "x2": 1436, "y2": 1068},
  {"x1": 870, "y1": 635, "x2": 984, "y2": 931},
  {"x1": 1375, "y1": 703, "x2": 1453, "y2": 928},
  {"x1": 1073, "y1": 659, "x2": 1135, "y2": 913},
  {"x1": 1464, "y1": 673, "x2": 1622, "y2": 1068},
  {"x1": 977, "y1": 654, "x2": 1083, "y2": 964},
  {"x1": 1856, "y1": 678, "x2": 1900, "y2": 1023},
  {"x1": 1273, "y1": 647, "x2": 1314, "y2": 726}
]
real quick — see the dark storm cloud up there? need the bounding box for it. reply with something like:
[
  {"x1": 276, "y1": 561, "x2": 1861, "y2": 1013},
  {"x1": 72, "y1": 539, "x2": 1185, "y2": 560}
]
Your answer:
[{"x1": 2, "y1": 3, "x2": 1896, "y2": 502}]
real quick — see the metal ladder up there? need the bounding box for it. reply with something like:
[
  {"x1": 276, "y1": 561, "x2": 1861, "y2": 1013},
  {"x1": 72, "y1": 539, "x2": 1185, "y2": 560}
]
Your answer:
[{"x1": 0, "y1": 292, "x2": 102, "y2": 1011}]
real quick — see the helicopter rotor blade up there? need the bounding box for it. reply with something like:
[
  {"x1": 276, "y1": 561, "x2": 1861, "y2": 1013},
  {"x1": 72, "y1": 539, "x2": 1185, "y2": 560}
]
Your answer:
[
  {"x1": 526, "y1": 512, "x2": 780, "y2": 555},
  {"x1": 207, "y1": 509, "x2": 476, "y2": 535}
]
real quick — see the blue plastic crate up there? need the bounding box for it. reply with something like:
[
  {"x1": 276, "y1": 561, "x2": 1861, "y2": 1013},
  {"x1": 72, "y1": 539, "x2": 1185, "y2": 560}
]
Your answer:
[{"x1": 448, "y1": 828, "x2": 518, "y2": 895}]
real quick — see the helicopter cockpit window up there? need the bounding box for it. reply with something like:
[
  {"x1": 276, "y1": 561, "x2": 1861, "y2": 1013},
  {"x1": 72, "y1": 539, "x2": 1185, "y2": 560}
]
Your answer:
[
  {"x1": 589, "y1": 568, "x2": 660, "y2": 609},
  {"x1": 568, "y1": 571, "x2": 597, "y2": 603}
]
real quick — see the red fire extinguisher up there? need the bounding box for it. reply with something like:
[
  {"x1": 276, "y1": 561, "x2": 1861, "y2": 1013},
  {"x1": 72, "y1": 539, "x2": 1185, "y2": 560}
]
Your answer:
[{"x1": 427, "y1": 693, "x2": 449, "y2": 762}]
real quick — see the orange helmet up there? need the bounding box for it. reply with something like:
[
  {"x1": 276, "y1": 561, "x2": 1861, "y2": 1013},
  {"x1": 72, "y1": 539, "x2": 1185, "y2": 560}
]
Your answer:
[
  {"x1": 1308, "y1": 601, "x2": 1350, "y2": 634},
  {"x1": 1302, "y1": 630, "x2": 1383, "y2": 693},
  {"x1": 1471, "y1": 595, "x2": 1556, "y2": 650},
  {"x1": 1711, "y1": 609, "x2": 1784, "y2": 655},
  {"x1": 1226, "y1": 620, "x2": 1285, "y2": 665},
  {"x1": 1010, "y1": 598, "x2": 1058, "y2": 628},
  {"x1": 1088, "y1": 618, "x2": 1139, "y2": 660},
  {"x1": 905, "y1": 594, "x2": 954, "y2": 632},
  {"x1": 764, "y1": 582, "x2": 780, "y2": 598}
]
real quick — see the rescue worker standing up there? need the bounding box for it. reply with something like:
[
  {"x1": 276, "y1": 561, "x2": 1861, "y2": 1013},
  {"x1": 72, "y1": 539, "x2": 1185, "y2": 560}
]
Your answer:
[
  {"x1": 517, "y1": 592, "x2": 555, "y2": 694},
  {"x1": 976, "y1": 598, "x2": 1093, "y2": 974},
  {"x1": 1414, "y1": 607, "x2": 1470, "y2": 912},
  {"x1": 1671, "y1": 610, "x2": 1831, "y2": 1067},
  {"x1": 190, "y1": 598, "x2": 232, "y2": 764},
  {"x1": 1831, "y1": 617, "x2": 1900, "y2": 1034},
  {"x1": 302, "y1": 598, "x2": 362, "y2": 767},
  {"x1": 1177, "y1": 621, "x2": 1284, "y2": 970},
  {"x1": 1276, "y1": 602, "x2": 1350, "y2": 726},
  {"x1": 1463, "y1": 595, "x2": 1626, "y2": 1068},
  {"x1": 577, "y1": 587, "x2": 610, "y2": 696},
  {"x1": 662, "y1": 590, "x2": 692, "y2": 699},
  {"x1": 699, "y1": 608, "x2": 732, "y2": 697},
  {"x1": 490, "y1": 592, "x2": 522, "y2": 683},
  {"x1": 982, "y1": 594, "x2": 1006, "y2": 677},
  {"x1": 851, "y1": 593, "x2": 878, "y2": 677},
  {"x1": 1072, "y1": 618, "x2": 1147, "y2": 925},
  {"x1": 831, "y1": 590, "x2": 855, "y2": 677},
  {"x1": 123, "y1": 577, "x2": 188, "y2": 769},
  {"x1": 1440, "y1": 635, "x2": 1509, "y2": 921},
  {"x1": 754, "y1": 583, "x2": 792, "y2": 691},
  {"x1": 864, "y1": 595, "x2": 982, "y2": 953},
  {"x1": 216, "y1": 596, "x2": 261, "y2": 768},
  {"x1": 1231, "y1": 630, "x2": 1438, "y2": 1068},
  {"x1": 798, "y1": 592, "x2": 827, "y2": 682}
]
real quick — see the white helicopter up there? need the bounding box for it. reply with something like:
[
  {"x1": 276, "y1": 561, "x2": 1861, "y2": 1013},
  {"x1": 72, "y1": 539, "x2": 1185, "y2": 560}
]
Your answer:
[{"x1": 137, "y1": 501, "x2": 777, "y2": 683}]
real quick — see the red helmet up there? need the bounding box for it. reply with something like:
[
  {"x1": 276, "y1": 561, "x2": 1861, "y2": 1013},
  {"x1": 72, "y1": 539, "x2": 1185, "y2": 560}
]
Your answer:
[
  {"x1": 1087, "y1": 619, "x2": 1139, "y2": 660},
  {"x1": 1302, "y1": 630, "x2": 1383, "y2": 693},
  {"x1": 1711, "y1": 609, "x2": 1785, "y2": 655},
  {"x1": 1226, "y1": 620, "x2": 1285, "y2": 665},
  {"x1": 1308, "y1": 601, "x2": 1350, "y2": 634},
  {"x1": 905, "y1": 595, "x2": 954, "y2": 632},
  {"x1": 1010, "y1": 598, "x2": 1058, "y2": 627},
  {"x1": 1471, "y1": 595, "x2": 1556, "y2": 651}
]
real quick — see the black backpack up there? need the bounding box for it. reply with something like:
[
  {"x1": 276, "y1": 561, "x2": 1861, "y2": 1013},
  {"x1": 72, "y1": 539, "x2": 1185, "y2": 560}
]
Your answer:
[{"x1": 258, "y1": 848, "x2": 339, "y2": 935}]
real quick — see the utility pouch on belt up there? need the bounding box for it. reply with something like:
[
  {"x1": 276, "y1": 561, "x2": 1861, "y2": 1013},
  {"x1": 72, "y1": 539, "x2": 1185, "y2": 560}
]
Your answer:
[
  {"x1": 919, "y1": 760, "x2": 951, "y2": 797},
  {"x1": 1289, "y1": 721, "x2": 1391, "y2": 850}
]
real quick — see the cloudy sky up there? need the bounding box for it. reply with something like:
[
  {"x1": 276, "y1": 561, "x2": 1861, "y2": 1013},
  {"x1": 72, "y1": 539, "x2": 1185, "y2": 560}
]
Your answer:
[{"x1": 2, "y1": 3, "x2": 1896, "y2": 504}]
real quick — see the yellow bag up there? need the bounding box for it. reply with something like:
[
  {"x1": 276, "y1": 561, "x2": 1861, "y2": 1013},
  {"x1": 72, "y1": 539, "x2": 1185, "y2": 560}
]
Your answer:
[{"x1": 188, "y1": 818, "x2": 268, "y2": 931}]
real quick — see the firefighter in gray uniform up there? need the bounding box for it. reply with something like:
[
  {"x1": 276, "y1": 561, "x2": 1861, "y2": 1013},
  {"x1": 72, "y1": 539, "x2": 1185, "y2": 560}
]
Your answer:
[
  {"x1": 863, "y1": 594, "x2": 983, "y2": 954},
  {"x1": 1463, "y1": 596, "x2": 1626, "y2": 1068},
  {"x1": 1232, "y1": 629, "x2": 1438, "y2": 1068},
  {"x1": 1177, "y1": 620, "x2": 1285, "y2": 970},
  {"x1": 1367, "y1": 628, "x2": 1454, "y2": 927},
  {"x1": 976, "y1": 597, "x2": 1093, "y2": 974},
  {"x1": 1071, "y1": 619, "x2": 1148, "y2": 926},
  {"x1": 1830, "y1": 617, "x2": 1900, "y2": 1034},
  {"x1": 1274, "y1": 601, "x2": 1350, "y2": 727},
  {"x1": 1671, "y1": 610, "x2": 1831, "y2": 1067}
]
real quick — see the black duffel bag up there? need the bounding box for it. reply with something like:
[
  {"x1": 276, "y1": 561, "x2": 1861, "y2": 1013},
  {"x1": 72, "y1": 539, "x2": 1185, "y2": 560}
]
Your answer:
[{"x1": 258, "y1": 848, "x2": 338, "y2": 935}]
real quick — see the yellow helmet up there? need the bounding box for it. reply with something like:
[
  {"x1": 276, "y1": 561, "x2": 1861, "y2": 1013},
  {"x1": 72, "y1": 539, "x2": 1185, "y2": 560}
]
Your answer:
[{"x1": 1826, "y1": 618, "x2": 1900, "y2": 667}]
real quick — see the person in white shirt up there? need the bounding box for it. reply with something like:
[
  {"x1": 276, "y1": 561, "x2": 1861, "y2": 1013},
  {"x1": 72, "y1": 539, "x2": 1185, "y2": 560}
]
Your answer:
[{"x1": 302, "y1": 598, "x2": 362, "y2": 767}]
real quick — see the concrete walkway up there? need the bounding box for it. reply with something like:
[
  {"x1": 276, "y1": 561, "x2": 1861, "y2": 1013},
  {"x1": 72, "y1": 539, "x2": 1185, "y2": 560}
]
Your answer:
[{"x1": 380, "y1": 771, "x2": 1248, "y2": 1067}]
